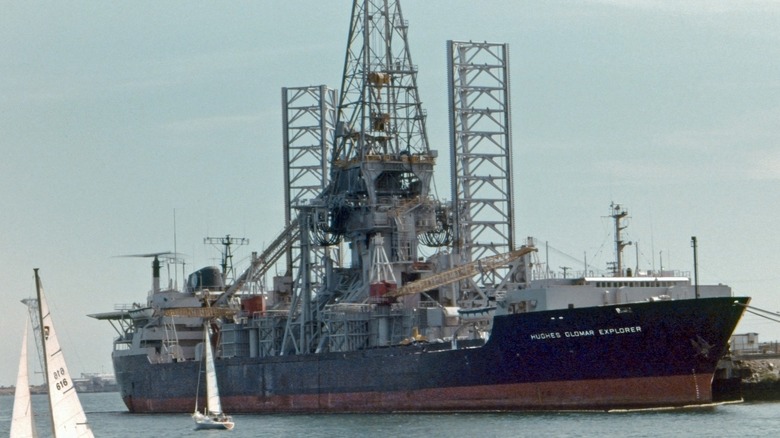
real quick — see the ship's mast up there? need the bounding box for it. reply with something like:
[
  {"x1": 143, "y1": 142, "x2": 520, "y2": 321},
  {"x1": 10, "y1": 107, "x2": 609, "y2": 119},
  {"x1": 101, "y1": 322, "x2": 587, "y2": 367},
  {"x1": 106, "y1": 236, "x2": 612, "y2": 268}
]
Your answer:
[
  {"x1": 204, "y1": 235, "x2": 249, "y2": 284},
  {"x1": 610, "y1": 203, "x2": 632, "y2": 276}
]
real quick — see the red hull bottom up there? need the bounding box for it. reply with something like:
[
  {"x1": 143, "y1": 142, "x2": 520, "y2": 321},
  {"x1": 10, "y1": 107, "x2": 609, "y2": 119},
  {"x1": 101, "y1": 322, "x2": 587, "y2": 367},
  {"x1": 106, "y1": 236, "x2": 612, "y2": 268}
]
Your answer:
[{"x1": 125, "y1": 373, "x2": 714, "y2": 413}]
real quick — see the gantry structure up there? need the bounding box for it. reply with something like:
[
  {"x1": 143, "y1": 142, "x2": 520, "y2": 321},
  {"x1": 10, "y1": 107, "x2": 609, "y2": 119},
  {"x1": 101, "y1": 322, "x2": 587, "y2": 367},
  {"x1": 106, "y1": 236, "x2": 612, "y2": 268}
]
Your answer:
[
  {"x1": 282, "y1": 85, "x2": 338, "y2": 286},
  {"x1": 448, "y1": 40, "x2": 514, "y2": 305}
]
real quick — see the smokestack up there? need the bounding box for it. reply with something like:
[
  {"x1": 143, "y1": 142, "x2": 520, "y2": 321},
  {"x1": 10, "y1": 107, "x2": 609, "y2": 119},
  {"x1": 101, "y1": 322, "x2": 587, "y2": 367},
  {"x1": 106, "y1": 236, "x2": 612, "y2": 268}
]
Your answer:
[{"x1": 152, "y1": 256, "x2": 161, "y2": 293}]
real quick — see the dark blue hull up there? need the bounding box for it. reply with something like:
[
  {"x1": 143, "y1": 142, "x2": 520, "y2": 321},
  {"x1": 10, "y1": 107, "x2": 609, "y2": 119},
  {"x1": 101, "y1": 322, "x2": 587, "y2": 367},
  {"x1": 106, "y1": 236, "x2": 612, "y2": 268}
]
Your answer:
[{"x1": 115, "y1": 296, "x2": 748, "y2": 412}]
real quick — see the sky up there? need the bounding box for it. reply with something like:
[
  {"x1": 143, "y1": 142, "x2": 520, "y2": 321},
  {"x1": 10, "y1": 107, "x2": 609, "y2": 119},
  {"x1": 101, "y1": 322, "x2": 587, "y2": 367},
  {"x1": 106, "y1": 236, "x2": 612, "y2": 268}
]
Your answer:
[{"x1": 1, "y1": 0, "x2": 779, "y2": 387}]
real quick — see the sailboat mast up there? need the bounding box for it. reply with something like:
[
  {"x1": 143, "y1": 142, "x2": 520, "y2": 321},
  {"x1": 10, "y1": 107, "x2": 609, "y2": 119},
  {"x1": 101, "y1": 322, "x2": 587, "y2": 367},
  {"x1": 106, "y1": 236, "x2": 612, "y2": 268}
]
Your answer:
[{"x1": 34, "y1": 268, "x2": 56, "y2": 437}]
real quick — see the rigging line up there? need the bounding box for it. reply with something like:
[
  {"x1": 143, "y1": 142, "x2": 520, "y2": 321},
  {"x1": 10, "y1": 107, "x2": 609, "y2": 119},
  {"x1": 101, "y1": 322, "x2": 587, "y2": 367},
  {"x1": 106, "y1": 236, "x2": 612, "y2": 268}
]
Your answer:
[
  {"x1": 194, "y1": 337, "x2": 203, "y2": 412},
  {"x1": 544, "y1": 243, "x2": 585, "y2": 265},
  {"x1": 741, "y1": 303, "x2": 780, "y2": 317},
  {"x1": 738, "y1": 302, "x2": 780, "y2": 323},
  {"x1": 540, "y1": 239, "x2": 610, "y2": 276},
  {"x1": 633, "y1": 242, "x2": 655, "y2": 268},
  {"x1": 744, "y1": 308, "x2": 780, "y2": 324},
  {"x1": 530, "y1": 238, "x2": 584, "y2": 265}
]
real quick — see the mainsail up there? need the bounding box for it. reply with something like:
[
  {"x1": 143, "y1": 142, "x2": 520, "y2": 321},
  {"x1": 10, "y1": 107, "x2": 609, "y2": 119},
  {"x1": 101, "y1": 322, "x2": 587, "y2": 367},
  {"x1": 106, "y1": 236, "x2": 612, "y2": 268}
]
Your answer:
[
  {"x1": 35, "y1": 269, "x2": 94, "y2": 438},
  {"x1": 10, "y1": 316, "x2": 36, "y2": 438},
  {"x1": 203, "y1": 325, "x2": 223, "y2": 416}
]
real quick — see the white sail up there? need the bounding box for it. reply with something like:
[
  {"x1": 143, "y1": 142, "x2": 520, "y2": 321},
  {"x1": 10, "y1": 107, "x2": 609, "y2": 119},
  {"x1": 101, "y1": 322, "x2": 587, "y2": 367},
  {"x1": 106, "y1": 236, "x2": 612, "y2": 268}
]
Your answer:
[
  {"x1": 203, "y1": 325, "x2": 223, "y2": 415},
  {"x1": 36, "y1": 270, "x2": 94, "y2": 438},
  {"x1": 10, "y1": 317, "x2": 37, "y2": 438},
  {"x1": 192, "y1": 323, "x2": 234, "y2": 430}
]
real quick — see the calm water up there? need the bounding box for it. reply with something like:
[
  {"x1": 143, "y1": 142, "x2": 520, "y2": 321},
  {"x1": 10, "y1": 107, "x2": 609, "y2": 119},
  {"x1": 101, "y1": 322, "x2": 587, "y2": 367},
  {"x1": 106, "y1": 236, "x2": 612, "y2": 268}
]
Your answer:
[{"x1": 1, "y1": 392, "x2": 778, "y2": 437}]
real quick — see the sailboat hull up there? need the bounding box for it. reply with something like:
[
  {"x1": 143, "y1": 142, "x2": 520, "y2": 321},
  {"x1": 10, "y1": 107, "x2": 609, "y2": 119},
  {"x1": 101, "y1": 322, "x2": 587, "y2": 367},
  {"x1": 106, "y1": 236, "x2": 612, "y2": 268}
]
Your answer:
[{"x1": 192, "y1": 412, "x2": 235, "y2": 430}]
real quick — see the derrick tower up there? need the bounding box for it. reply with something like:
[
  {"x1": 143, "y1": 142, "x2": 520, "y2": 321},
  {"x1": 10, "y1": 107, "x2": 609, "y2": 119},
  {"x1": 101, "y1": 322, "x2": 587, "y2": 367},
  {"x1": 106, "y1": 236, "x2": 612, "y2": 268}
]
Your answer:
[
  {"x1": 321, "y1": 0, "x2": 441, "y2": 293},
  {"x1": 334, "y1": 0, "x2": 429, "y2": 161},
  {"x1": 281, "y1": 0, "x2": 458, "y2": 355}
]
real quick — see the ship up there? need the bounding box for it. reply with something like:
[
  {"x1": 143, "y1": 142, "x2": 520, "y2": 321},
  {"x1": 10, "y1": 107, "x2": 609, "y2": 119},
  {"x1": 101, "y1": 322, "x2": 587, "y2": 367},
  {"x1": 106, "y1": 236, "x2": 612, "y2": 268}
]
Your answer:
[{"x1": 89, "y1": 0, "x2": 749, "y2": 412}]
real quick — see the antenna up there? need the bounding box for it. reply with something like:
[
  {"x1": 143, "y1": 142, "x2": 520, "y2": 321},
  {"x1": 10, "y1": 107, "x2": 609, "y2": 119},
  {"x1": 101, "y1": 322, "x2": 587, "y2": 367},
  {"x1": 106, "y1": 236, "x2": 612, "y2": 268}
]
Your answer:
[
  {"x1": 173, "y1": 209, "x2": 178, "y2": 289},
  {"x1": 204, "y1": 235, "x2": 249, "y2": 284}
]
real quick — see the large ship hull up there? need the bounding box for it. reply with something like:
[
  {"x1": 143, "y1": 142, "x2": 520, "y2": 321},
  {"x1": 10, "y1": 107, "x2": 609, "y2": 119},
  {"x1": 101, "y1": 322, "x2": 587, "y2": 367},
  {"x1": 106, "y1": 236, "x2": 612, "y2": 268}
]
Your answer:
[{"x1": 115, "y1": 296, "x2": 748, "y2": 412}]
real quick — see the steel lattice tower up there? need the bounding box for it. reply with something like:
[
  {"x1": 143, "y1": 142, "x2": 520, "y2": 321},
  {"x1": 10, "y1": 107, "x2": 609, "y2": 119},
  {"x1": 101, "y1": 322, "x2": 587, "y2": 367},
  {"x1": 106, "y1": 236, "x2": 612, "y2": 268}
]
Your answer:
[
  {"x1": 282, "y1": 85, "x2": 337, "y2": 283},
  {"x1": 448, "y1": 41, "x2": 514, "y2": 291},
  {"x1": 333, "y1": 0, "x2": 430, "y2": 163}
]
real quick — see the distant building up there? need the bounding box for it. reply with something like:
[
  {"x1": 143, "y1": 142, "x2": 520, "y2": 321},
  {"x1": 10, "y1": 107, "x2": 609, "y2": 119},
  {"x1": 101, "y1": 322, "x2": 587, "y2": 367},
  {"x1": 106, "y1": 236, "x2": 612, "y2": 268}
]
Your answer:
[
  {"x1": 72, "y1": 373, "x2": 118, "y2": 393},
  {"x1": 731, "y1": 333, "x2": 760, "y2": 354}
]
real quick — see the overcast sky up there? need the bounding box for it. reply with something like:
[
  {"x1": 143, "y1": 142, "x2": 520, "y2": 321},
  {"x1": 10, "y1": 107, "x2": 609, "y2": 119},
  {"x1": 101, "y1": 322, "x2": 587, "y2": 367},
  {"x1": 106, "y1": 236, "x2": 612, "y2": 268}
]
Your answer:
[{"x1": 2, "y1": 0, "x2": 779, "y2": 387}]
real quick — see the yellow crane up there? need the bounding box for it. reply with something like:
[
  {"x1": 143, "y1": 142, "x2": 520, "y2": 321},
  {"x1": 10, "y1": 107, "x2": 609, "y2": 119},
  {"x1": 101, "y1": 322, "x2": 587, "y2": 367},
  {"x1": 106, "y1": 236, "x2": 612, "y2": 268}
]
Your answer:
[
  {"x1": 386, "y1": 246, "x2": 537, "y2": 298},
  {"x1": 160, "y1": 307, "x2": 236, "y2": 318}
]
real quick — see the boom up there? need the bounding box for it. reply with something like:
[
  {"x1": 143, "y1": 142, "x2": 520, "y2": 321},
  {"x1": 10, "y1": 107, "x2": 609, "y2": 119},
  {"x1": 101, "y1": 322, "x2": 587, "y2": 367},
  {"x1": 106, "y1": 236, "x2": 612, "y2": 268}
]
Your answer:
[{"x1": 386, "y1": 246, "x2": 536, "y2": 298}]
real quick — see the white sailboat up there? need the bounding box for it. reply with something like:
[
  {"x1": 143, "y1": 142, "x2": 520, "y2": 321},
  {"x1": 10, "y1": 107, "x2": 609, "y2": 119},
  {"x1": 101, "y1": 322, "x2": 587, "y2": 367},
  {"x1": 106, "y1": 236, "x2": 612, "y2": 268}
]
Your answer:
[
  {"x1": 10, "y1": 316, "x2": 37, "y2": 438},
  {"x1": 192, "y1": 323, "x2": 234, "y2": 431},
  {"x1": 33, "y1": 268, "x2": 94, "y2": 438}
]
